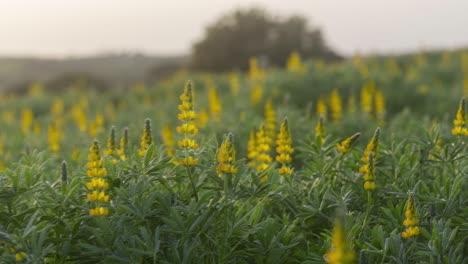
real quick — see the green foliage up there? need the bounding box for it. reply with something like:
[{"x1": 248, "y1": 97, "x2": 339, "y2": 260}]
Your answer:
[{"x1": 0, "y1": 50, "x2": 468, "y2": 263}]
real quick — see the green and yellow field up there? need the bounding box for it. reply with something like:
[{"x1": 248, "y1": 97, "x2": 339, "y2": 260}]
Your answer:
[{"x1": 1, "y1": 51, "x2": 467, "y2": 263}]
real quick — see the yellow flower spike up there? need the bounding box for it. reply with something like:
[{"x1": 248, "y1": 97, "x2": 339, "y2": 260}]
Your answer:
[
  {"x1": 86, "y1": 178, "x2": 109, "y2": 190},
  {"x1": 51, "y1": 98, "x2": 64, "y2": 116},
  {"x1": 104, "y1": 126, "x2": 116, "y2": 156},
  {"x1": 178, "y1": 156, "x2": 198, "y2": 166},
  {"x1": 375, "y1": 89, "x2": 386, "y2": 124},
  {"x1": 276, "y1": 118, "x2": 294, "y2": 175},
  {"x1": 89, "y1": 207, "x2": 109, "y2": 217},
  {"x1": 229, "y1": 72, "x2": 239, "y2": 96},
  {"x1": 329, "y1": 89, "x2": 342, "y2": 123},
  {"x1": 178, "y1": 111, "x2": 197, "y2": 122},
  {"x1": 138, "y1": 119, "x2": 153, "y2": 157},
  {"x1": 86, "y1": 190, "x2": 110, "y2": 202},
  {"x1": 316, "y1": 97, "x2": 327, "y2": 119},
  {"x1": 363, "y1": 153, "x2": 376, "y2": 191},
  {"x1": 85, "y1": 140, "x2": 110, "y2": 217},
  {"x1": 402, "y1": 193, "x2": 420, "y2": 238},
  {"x1": 177, "y1": 81, "x2": 199, "y2": 167},
  {"x1": 208, "y1": 84, "x2": 222, "y2": 122},
  {"x1": 176, "y1": 123, "x2": 199, "y2": 135},
  {"x1": 326, "y1": 219, "x2": 356, "y2": 264},
  {"x1": 336, "y1": 132, "x2": 361, "y2": 154},
  {"x1": 361, "y1": 127, "x2": 381, "y2": 164},
  {"x1": 247, "y1": 130, "x2": 258, "y2": 168},
  {"x1": 178, "y1": 138, "x2": 199, "y2": 150},
  {"x1": 361, "y1": 83, "x2": 373, "y2": 117},
  {"x1": 254, "y1": 124, "x2": 272, "y2": 175},
  {"x1": 286, "y1": 51, "x2": 306, "y2": 74},
  {"x1": 248, "y1": 57, "x2": 265, "y2": 81},
  {"x1": 315, "y1": 116, "x2": 326, "y2": 142},
  {"x1": 161, "y1": 125, "x2": 175, "y2": 157},
  {"x1": 21, "y1": 108, "x2": 34, "y2": 135},
  {"x1": 452, "y1": 98, "x2": 466, "y2": 135},
  {"x1": 48, "y1": 122, "x2": 62, "y2": 152},
  {"x1": 217, "y1": 132, "x2": 237, "y2": 176},
  {"x1": 15, "y1": 251, "x2": 27, "y2": 262},
  {"x1": 116, "y1": 127, "x2": 128, "y2": 161},
  {"x1": 197, "y1": 108, "x2": 209, "y2": 128}
]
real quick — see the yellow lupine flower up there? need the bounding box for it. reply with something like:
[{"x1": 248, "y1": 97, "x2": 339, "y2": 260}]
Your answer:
[
  {"x1": 229, "y1": 72, "x2": 240, "y2": 96},
  {"x1": 363, "y1": 153, "x2": 376, "y2": 191},
  {"x1": 86, "y1": 168, "x2": 107, "y2": 178},
  {"x1": 86, "y1": 178, "x2": 109, "y2": 190},
  {"x1": 138, "y1": 119, "x2": 153, "y2": 157},
  {"x1": 208, "y1": 84, "x2": 222, "y2": 122},
  {"x1": 402, "y1": 193, "x2": 420, "y2": 238},
  {"x1": 177, "y1": 81, "x2": 199, "y2": 167},
  {"x1": 315, "y1": 116, "x2": 325, "y2": 142},
  {"x1": 286, "y1": 51, "x2": 306, "y2": 73},
  {"x1": 21, "y1": 108, "x2": 34, "y2": 135},
  {"x1": 33, "y1": 122, "x2": 41, "y2": 135},
  {"x1": 178, "y1": 138, "x2": 199, "y2": 149},
  {"x1": 116, "y1": 127, "x2": 128, "y2": 161},
  {"x1": 375, "y1": 89, "x2": 385, "y2": 123},
  {"x1": 197, "y1": 108, "x2": 209, "y2": 128},
  {"x1": 178, "y1": 111, "x2": 197, "y2": 122},
  {"x1": 15, "y1": 251, "x2": 27, "y2": 262},
  {"x1": 336, "y1": 132, "x2": 361, "y2": 154},
  {"x1": 255, "y1": 124, "x2": 272, "y2": 178},
  {"x1": 216, "y1": 132, "x2": 237, "y2": 176},
  {"x1": 360, "y1": 84, "x2": 373, "y2": 116},
  {"x1": 360, "y1": 127, "x2": 381, "y2": 172},
  {"x1": 176, "y1": 122, "x2": 199, "y2": 135},
  {"x1": 326, "y1": 219, "x2": 355, "y2": 264},
  {"x1": 316, "y1": 97, "x2": 327, "y2": 118},
  {"x1": 85, "y1": 140, "x2": 110, "y2": 217},
  {"x1": 248, "y1": 57, "x2": 265, "y2": 81},
  {"x1": 51, "y1": 98, "x2": 64, "y2": 116},
  {"x1": 28, "y1": 82, "x2": 43, "y2": 96},
  {"x1": 87, "y1": 191, "x2": 110, "y2": 202},
  {"x1": 452, "y1": 98, "x2": 468, "y2": 136},
  {"x1": 329, "y1": 89, "x2": 342, "y2": 123},
  {"x1": 178, "y1": 156, "x2": 198, "y2": 166},
  {"x1": 48, "y1": 122, "x2": 62, "y2": 152},
  {"x1": 161, "y1": 125, "x2": 175, "y2": 157},
  {"x1": 275, "y1": 118, "x2": 294, "y2": 175},
  {"x1": 104, "y1": 126, "x2": 117, "y2": 156},
  {"x1": 89, "y1": 207, "x2": 109, "y2": 217}
]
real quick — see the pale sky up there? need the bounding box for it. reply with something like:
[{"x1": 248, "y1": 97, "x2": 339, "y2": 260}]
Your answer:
[{"x1": 1, "y1": 0, "x2": 468, "y2": 57}]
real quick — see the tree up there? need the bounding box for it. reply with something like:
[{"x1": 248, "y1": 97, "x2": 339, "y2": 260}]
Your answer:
[{"x1": 191, "y1": 7, "x2": 341, "y2": 72}]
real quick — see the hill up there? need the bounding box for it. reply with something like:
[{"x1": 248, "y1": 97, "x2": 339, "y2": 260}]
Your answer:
[{"x1": 0, "y1": 53, "x2": 187, "y2": 92}]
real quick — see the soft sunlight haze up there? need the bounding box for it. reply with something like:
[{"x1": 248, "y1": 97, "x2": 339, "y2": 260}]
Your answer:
[{"x1": 1, "y1": 0, "x2": 468, "y2": 57}]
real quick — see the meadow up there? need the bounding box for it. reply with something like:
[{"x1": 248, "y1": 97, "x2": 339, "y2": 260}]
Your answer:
[{"x1": 0, "y1": 50, "x2": 467, "y2": 263}]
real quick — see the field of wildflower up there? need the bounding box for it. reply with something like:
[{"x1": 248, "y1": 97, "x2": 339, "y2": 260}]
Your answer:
[{"x1": 1, "y1": 50, "x2": 468, "y2": 263}]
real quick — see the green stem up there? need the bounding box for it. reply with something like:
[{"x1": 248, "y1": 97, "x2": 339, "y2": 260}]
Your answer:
[
  {"x1": 223, "y1": 173, "x2": 229, "y2": 200},
  {"x1": 186, "y1": 166, "x2": 198, "y2": 201},
  {"x1": 358, "y1": 191, "x2": 372, "y2": 240}
]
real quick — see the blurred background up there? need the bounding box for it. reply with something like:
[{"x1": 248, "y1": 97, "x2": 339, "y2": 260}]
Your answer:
[{"x1": 1, "y1": 0, "x2": 468, "y2": 94}]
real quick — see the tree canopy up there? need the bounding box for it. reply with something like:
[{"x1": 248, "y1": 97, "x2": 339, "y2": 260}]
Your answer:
[{"x1": 191, "y1": 8, "x2": 342, "y2": 72}]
